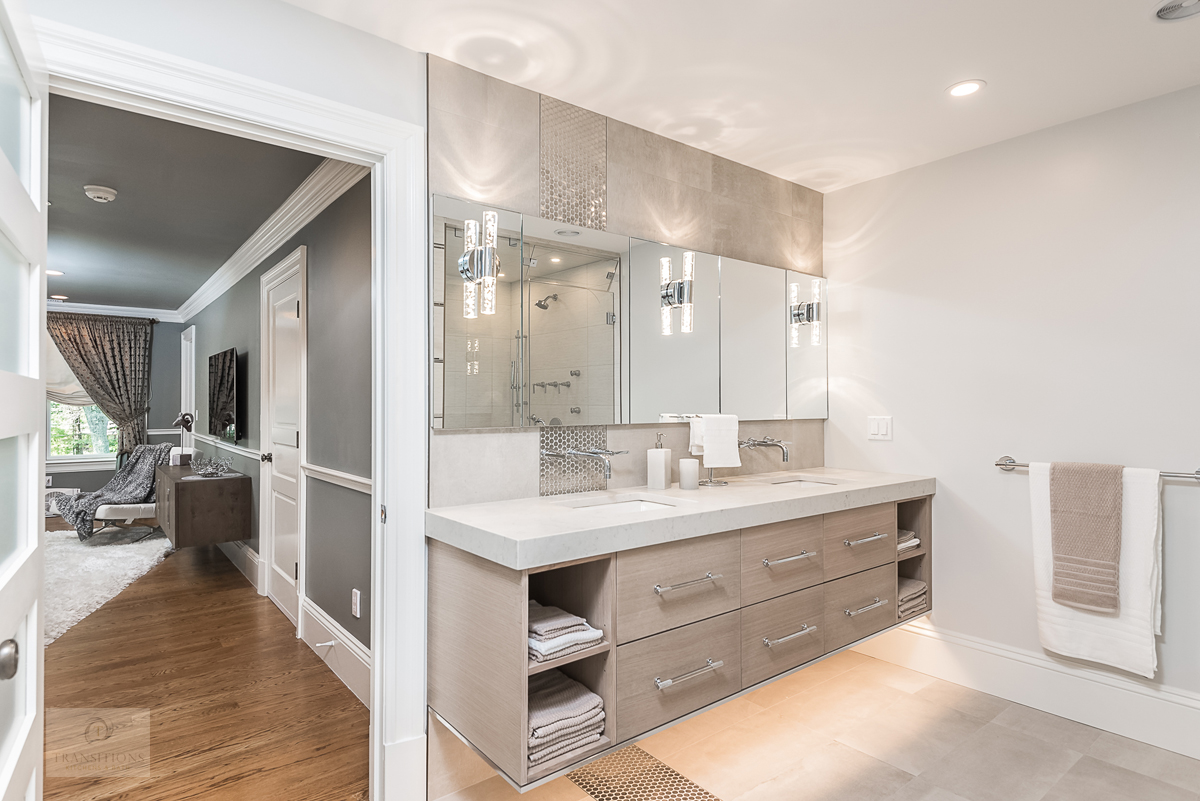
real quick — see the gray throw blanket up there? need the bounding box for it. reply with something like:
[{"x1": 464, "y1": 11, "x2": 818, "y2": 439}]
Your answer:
[{"x1": 58, "y1": 442, "x2": 174, "y2": 541}]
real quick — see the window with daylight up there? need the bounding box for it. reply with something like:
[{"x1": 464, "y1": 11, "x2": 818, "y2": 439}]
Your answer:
[{"x1": 47, "y1": 401, "x2": 118, "y2": 459}]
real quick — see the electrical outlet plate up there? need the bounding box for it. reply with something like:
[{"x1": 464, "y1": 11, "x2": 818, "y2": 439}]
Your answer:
[
  {"x1": 351, "y1": 589, "x2": 361, "y2": 618},
  {"x1": 45, "y1": 476, "x2": 52, "y2": 488},
  {"x1": 868, "y1": 416, "x2": 893, "y2": 441}
]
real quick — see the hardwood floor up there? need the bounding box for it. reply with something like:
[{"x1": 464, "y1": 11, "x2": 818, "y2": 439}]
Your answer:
[{"x1": 44, "y1": 544, "x2": 369, "y2": 801}]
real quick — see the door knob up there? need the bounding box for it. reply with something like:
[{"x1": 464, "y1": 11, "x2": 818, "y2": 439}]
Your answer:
[
  {"x1": 261, "y1": 453, "x2": 273, "y2": 463},
  {"x1": 0, "y1": 639, "x2": 17, "y2": 680}
]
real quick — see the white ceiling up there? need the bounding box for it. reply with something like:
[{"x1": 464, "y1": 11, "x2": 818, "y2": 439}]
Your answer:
[{"x1": 281, "y1": 0, "x2": 1200, "y2": 192}]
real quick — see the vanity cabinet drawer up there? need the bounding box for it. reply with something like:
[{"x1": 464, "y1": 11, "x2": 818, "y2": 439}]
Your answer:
[
  {"x1": 822, "y1": 503, "x2": 896, "y2": 581},
  {"x1": 822, "y1": 564, "x2": 896, "y2": 652},
  {"x1": 741, "y1": 517, "x2": 824, "y2": 605},
  {"x1": 741, "y1": 585, "x2": 824, "y2": 688},
  {"x1": 615, "y1": 611, "x2": 741, "y2": 742},
  {"x1": 615, "y1": 531, "x2": 741, "y2": 644}
]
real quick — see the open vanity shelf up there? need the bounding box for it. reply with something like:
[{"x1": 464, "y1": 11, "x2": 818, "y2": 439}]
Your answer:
[{"x1": 428, "y1": 489, "x2": 934, "y2": 790}]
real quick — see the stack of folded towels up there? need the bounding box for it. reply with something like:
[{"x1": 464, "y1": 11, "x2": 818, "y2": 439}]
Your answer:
[
  {"x1": 898, "y1": 577, "x2": 928, "y2": 618},
  {"x1": 528, "y1": 600, "x2": 604, "y2": 663},
  {"x1": 527, "y1": 669, "x2": 605, "y2": 767},
  {"x1": 897, "y1": 529, "x2": 921, "y2": 555}
]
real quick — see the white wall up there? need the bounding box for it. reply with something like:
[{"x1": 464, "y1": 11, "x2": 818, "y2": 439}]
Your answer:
[
  {"x1": 30, "y1": 0, "x2": 426, "y2": 128},
  {"x1": 825, "y1": 84, "x2": 1200, "y2": 754}
]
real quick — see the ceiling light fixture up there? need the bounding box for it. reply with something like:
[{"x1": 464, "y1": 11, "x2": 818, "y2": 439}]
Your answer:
[
  {"x1": 947, "y1": 80, "x2": 986, "y2": 97},
  {"x1": 1156, "y1": 0, "x2": 1200, "y2": 20},
  {"x1": 458, "y1": 211, "x2": 500, "y2": 318},
  {"x1": 83, "y1": 185, "x2": 118, "y2": 203},
  {"x1": 46, "y1": 270, "x2": 64, "y2": 276},
  {"x1": 660, "y1": 252, "x2": 696, "y2": 335},
  {"x1": 550, "y1": 257, "x2": 561, "y2": 263},
  {"x1": 50, "y1": 295, "x2": 68, "y2": 300}
]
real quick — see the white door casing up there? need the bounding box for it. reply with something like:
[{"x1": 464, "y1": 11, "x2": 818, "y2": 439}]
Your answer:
[
  {"x1": 0, "y1": 1, "x2": 44, "y2": 799},
  {"x1": 180, "y1": 325, "x2": 195, "y2": 449},
  {"x1": 261, "y1": 248, "x2": 305, "y2": 627}
]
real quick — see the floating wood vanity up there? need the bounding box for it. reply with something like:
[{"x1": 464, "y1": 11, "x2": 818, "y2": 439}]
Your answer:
[{"x1": 426, "y1": 468, "x2": 935, "y2": 790}]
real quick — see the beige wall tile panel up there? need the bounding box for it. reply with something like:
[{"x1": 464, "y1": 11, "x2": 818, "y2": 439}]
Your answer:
[
  {"x1": 711, "y1": 155, "x2": 793, "y2": 218},
  {"x1": 429, "y1": 108, "x2": 540, "y2": 216},
  {"x1": 822, "y1": 502, "x2": 897, "y2": 581},
  {"x1": 607, "y1": 118, "x2": 713, "y2": 192},
  {"x1": 615, "y1": 530, "x2": 741, "y2": 644},
  {"x1": 822, "y1": 564, "x2": 897, "y2": 652},
  {"x1": 606, "y1": 161, "x2": 716, "y2": 254},
  {"x1": 615, "y1": 611, "x2": 742, "y2": 742},
  {"x1": 429, "y1": 429, "x2": 540, "y2": 508},
  {"x1": 791, "y1": 182, "x2": 824, "y2": 226},
  {"x1": 711, "y1": 195, "x2": 796, "y2": 270},
  {"x1": 741, "y1": 516, "x2": 825, "y2": 606},
  {"x1": 741, "y1": 584, "x2": 826, "y2": 688}
]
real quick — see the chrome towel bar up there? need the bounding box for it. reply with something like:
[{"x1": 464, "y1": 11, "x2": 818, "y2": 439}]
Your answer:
[{"x1": 995, "y1": 456, "x2": 1200, "y2": 481}]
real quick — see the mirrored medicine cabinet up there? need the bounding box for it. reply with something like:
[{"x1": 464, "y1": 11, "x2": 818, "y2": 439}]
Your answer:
[{"x1": 431, "y1": 195, "x2": 827, "y2": 430}]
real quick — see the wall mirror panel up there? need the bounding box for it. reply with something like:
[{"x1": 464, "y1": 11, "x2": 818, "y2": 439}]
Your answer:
[
  {"x1": 521, "y1": 218, "x2": 628, "y2": 426},
  {"x1": 430, "y1": 196, "x2": 828, "y2": 429}
]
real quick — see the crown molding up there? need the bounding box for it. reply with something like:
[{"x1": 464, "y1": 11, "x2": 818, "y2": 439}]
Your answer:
[
  {"x1": 175, "y1": 158, "x2": 369, "y2": 322},
  {"x1": 46, "y1": 300, "x2": 183, "y2": 322}
]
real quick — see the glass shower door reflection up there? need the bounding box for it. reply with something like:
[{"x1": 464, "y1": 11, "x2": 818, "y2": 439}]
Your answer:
[{"x1": 526, "y1": 283, "x2": 617, "y2": 426}]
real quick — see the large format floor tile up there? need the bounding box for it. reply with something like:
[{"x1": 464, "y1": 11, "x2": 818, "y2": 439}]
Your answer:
[
  {"x1": 992, "y1": 703, "x2": 1103, "y2": 753},
  {"x1": 732, "y1": 741, "x2": 913, "y2": 801},
  {"x1": 835, "y1": 694, "x2": 987, "y2": 775},
  {"x1": 1040, "y1": 756, "x2": 1200, "y2": 801},
  {"x1": 917, "y1": 723, "x2": 1082, "y2": 801},
  {"x1": 1087, "y1": 732, "x2": 1200, "y2": 793}
]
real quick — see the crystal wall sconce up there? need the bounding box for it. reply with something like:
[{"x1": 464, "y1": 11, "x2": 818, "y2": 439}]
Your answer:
[
  {"x1": 789, "y1": 278, "x2": 821, "y2": 347},
  {"x1": 459, "y1": 210, "x2": 500, "y2": 318},
  {"x1": 660, "y1": 251, "x2": 695, "y2": 335}
]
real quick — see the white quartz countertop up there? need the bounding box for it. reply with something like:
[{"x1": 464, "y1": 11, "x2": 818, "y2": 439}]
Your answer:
[{"x1": 425, "y1": 467, "x2": 935, "y2": 571}]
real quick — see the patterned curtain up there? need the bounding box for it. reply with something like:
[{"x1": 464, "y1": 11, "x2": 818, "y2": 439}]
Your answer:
[{"x1": 46, "y1": 312, "x2": 154, "y2": 455}]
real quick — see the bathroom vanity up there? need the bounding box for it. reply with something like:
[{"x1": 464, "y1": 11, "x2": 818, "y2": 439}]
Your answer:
[{"x1": 425, "y1": 468, "x2": 934, "y2": 790}]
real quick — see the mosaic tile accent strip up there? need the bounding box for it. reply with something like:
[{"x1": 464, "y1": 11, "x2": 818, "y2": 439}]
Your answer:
[
  {"x1": 539, "y1": 425, "x2": 608, "y2": 496},
  {"x1": 570, "y1": 746, "x2": 720, "y2": 801},
  {"x1": 540, "y1": 96, "x2": 607, "y2": 230}
]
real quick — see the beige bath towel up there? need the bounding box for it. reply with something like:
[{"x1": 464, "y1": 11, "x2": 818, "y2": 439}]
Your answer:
[
  {"x1": 898, "y1": 577, "x2": 927, "y2": 603},
  {"x1": 528, "y1": 730, "x2": 602, "y2": 766},
  {"x1": 527, "y1": 669, "x2": 603, "y2": 738},
  {"x1": 528, "y1": 600, "x2": 590, "y2": 639},
  {"x1": 1050, "y1": 462, "x2": 1123, "y2": 612}
]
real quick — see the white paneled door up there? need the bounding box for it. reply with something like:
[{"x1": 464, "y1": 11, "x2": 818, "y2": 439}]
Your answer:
[
  {"x1": 0, "y1": 1, "x2": 44, "y2": 799},
  {"x1": 261, "y1": 248, "x2": 305, "y2": 625}
]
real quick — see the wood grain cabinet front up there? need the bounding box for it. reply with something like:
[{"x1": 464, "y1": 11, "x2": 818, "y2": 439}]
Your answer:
[
  {"x1": 822, "y1": 563, "x2": 896, "y2": 652},
  {"x1": 615, "y1": 531, "x2": 741, "y2": 644},
  {"x1": 741, "y1": 517, "x2": 824, "y2": 606},
  {"x1": 822, "y1": 502, "x2": 897, "y2": 581},
  {"x1": 741, "y1": 585, "x2": 825, "y2": 688},
  {"x1": 614, "y1": 611, "x2": 741, "y2": 742}
]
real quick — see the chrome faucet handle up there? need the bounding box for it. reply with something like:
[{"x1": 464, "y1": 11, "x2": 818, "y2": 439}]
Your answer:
[
  {"x1": 587, "y1": 448, "x2": 628, "y2": 456},
  {"x1": 541, "y1": 449, "x2": 568, "y2": 459}
]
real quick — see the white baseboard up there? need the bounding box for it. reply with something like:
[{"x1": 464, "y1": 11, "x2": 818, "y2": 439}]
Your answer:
[
  {"x1": 854, "y1": 620, "x2": 1200, "y2": 760},
  {"x1": 300, "y1": 602, "x2": 372, "y2": 709},
  {"x1": 380, "y1": 734, "x2": 427, "y2": 801},
  {"x1": 217, "y1": 540, "x2": 264, "y2": 593}
]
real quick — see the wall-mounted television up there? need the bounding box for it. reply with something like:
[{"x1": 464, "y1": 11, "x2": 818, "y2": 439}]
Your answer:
[{"x1": 208, "y1": 347, "x2": 239, "y2": 442}]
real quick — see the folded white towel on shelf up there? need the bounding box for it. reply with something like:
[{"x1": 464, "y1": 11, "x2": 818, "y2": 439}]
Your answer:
[
  {"x1": 1030, "y1": 462, "x2": 1162, "y2": 678},
  {"x1": 528, "y1": 625, "x2": 604, "y2": 658},
  {"x1": 690, "y1": 414, "x2": 740, "y2": 468},
  {"x1": 898, "y1": 537, "x2": 921, "y2": 552}
]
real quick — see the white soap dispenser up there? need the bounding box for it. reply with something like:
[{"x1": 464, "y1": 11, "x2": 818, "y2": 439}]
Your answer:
[{"x1": 647, "y1": 433, "x2": 671, "y2": 490}]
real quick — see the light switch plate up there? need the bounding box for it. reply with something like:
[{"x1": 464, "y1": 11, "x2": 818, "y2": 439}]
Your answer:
[
  {"x1": 45, "y1": 476, "x2": 52, "y2": 488},
  {"x1": 868, "y1": 416, "x2": 892, "y2": 441},
  {"x1": 351, "y1": 589, "x2": 361, "y2": 618}
]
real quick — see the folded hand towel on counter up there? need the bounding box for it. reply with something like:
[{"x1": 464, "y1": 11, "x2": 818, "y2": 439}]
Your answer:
[
  {"x1": 690, "y1": 414, "x2": 740, "y2": 469},
  {"x1": 1049, "y1": 462, "x2": 1124, "y2": 613},
  {"x1": 1030, "y1": 462, "x2": 1162, "y2": 678}
]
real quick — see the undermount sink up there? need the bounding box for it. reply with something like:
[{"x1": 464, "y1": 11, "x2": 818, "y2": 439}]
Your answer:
[{"x1": 559, "y1": 493, "x2": 681, "y2": 514}]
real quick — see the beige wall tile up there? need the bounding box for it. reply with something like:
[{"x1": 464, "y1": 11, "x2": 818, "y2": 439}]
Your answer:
[
  {"x1": 429, "y1": 428, "x2": 540, "y2": 507},
  {"x1": 607, "y1": 118, "x2": 713, "y2": 192},
  {"x1": 792, "y1": 218, "x2": 824, "y2": 276},
  {"x1": 711, "y1": 195, "x2": 794, "y2": 269},
  {"x1": 607, "y1": 162, "x2": 717, "y2": 253},
  {"x1": 792, "y1": 182, "x2": 824, "y2": 226},
  {"x1": 712, "y1": 156, "x2": 793, "y2": 218},
  {"x1": 429, "y1": 108, "x2": 540, "y2": 215}
]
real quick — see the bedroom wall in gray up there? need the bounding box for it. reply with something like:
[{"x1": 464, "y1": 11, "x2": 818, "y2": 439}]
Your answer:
[{"x1": 190, "y1": 174, "x2": 372, "y2": 640}]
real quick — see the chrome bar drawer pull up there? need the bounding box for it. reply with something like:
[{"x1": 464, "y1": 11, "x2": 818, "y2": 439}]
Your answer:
[
  {"x1": 844, "y1": 532, "x2": 887, "y2": 547},
  {"x1": 654, "y1": 658, "x2": 724, "y2": 690},
  {"x1": 763, "y1": 624, "x2": 817, "y2": 648},
  {"x1": 762, "y1": 551, "x2": 814, "y2": 568},
  {"x1": 654, "y1": 572, "x2": 722, "y2": 596},
  {"x1": 845, "y1": 597, "x2": 889, "y2": 617}
]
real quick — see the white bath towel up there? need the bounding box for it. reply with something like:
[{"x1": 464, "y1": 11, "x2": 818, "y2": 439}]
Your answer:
[
  {"x1": 1030, "y1": 462, "x2": 1162, "y2": 678},
  {"x1": 690, "y1": 414, "x2": 740, "y2": 468},
  {"x1": 527, "y1": 625, "x2": 603, "y2": 658}
]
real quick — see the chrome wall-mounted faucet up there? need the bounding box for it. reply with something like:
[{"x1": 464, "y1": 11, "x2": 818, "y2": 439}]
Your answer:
[
  {"x1": 565, "y1": 447, "x2": 629, "y2": 479},
  {"x1": 739, "y1": 437, "x2": 790, "y2": 463}
]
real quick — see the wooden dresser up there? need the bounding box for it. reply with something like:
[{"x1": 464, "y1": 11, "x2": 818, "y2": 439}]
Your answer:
[{"x1": 155, "y1": 465, "x2": 253, "y2": 549}]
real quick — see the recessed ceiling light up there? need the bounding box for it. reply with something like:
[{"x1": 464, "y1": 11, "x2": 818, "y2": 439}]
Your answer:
[
  {"x1": 46, "y1": 270, "x2": 64, "y2": 276},
  {"x1": 498, "y1": 273, "x2": 505, "y2": 277},
  {"x1": 84, "y1": 184, "x2": 118, "y2": 203},
  {"x1": 50, "y1": 295, "x2": 68, "y2": 300},
  {"x1": 550, "y1": 257, "x2": 561, "y2": 263},
  {"x1": 1156, "y1": 0, "x2": 1200, "y2": 20},
  {"x1": 948, "y1": 80, "x2": 986, "y2": 97},
  {"x1": 554, "y1": 229, "x2": 581, "y2": 237}
]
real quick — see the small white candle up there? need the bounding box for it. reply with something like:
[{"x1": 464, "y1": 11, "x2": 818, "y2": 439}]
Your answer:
[{"x1": 679, "y1": 458, "x2": 700, "y2": 490}]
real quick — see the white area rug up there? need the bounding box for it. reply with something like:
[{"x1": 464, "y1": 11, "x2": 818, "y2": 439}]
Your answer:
[{"x1": 44, "y1": 528, "x2": 173, "y2": 645}]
